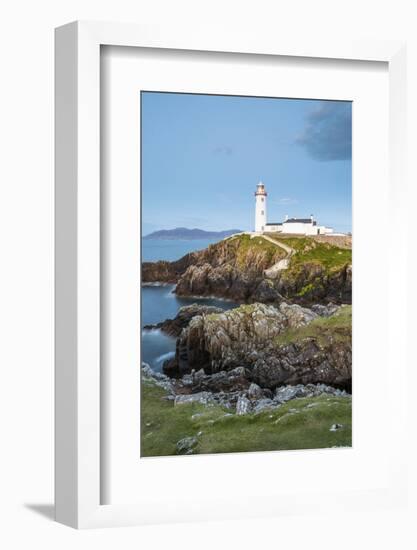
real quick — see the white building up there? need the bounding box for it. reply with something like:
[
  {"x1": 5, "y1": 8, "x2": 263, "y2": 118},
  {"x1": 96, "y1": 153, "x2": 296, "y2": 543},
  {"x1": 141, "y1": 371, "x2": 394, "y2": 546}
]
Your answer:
[{"x1": 254, "y1": 181, "x2": 333, "y2": 235}]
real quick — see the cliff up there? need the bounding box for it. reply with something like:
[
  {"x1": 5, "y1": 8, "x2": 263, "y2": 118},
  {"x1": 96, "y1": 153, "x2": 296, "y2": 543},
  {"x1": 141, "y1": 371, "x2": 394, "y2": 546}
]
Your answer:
[
  {"x1": 142, "y1": 234, "x2": 352, "y2": 304},
  {"x1": 163, "y1": 303, "x2": 352, "y2": 391}
]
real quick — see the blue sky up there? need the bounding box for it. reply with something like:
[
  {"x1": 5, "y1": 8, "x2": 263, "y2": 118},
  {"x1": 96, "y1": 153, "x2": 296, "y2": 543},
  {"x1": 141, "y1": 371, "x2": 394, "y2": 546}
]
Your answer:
[{"x1": 141, "y1": 92, "x2": 352, "y2": 234}]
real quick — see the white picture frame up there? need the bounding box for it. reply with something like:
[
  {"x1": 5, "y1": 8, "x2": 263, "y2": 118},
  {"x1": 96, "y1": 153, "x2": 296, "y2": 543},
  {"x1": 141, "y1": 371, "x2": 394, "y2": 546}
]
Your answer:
[{"x1": 55, "y1": 21, "x2": 407, "y2": 529}]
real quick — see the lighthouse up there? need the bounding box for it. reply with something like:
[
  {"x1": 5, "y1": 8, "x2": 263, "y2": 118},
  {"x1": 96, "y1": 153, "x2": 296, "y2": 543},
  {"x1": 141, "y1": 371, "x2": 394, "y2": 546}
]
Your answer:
[{"x1": 254, "y1": 181, "x2": 267, "y2": 233}]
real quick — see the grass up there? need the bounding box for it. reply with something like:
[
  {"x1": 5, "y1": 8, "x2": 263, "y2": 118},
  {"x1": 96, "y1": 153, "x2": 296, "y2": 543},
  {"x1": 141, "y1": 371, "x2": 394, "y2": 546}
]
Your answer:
[
  {"x1": 264, "y1": 233, "x2": 352, "y2": 271},
  {"x1": 274, "y1": 305, "x2": 352, "y2": 347},
  {"x1": 223, "y1": 234, "x2": 285, "y2": 269},
  {"x1": 141, "y1": 378, "x2": 352, "y2": 457},
  {"x1": 140, "y1": 380, "x2": 203, "y2": 457}
]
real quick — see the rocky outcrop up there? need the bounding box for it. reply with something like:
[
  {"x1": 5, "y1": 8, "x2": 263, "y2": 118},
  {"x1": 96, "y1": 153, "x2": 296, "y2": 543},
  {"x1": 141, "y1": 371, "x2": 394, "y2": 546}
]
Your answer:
[
  {"x1": 163, "y1": 303, "x2": 351, "y2": 390},
  {"x1": 178, "y1": 366, "x2": 252, "y2": 393},
  {"x1": 251, "y1": 339, "x2": 351, "y2": 390},
  {"x1": 142, "y1": 362, "x2": 349, "y2": 416},
  {"x1": 142, "y1": 253, "x2": 196, "y2": 284},
  {"x1": 143, "y1": 303, "x2": 224, "y2": 337},
  {"x1": 275, "y1": 262, "x2": 352, "y2": 304},
  {"x1": 142, "y1": 235, "x2": 352, "y2": 305},
  {"x1": 167, "y1": 302, "x2": 319, "y2": 375}
]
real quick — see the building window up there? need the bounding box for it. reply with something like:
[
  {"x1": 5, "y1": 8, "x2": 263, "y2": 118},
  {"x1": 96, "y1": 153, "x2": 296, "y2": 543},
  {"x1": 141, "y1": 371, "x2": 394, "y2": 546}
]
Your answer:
[
  {"x1": 261, "y1": 210, "x2": 264, "y2": 215},
  {"x1": 261, "y1": 197, "x2": 264, "y2": 202}
]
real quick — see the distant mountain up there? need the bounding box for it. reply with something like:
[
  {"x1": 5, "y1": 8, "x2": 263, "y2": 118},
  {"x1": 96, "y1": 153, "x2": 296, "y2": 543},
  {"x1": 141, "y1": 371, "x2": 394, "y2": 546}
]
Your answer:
[{"x1": 143, "y1": 227, "x2": 243, "y2": 240}]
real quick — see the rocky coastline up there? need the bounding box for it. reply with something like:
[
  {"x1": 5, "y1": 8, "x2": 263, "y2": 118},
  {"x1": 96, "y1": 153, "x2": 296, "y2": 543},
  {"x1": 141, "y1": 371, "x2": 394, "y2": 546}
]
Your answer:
[
  {"x1": 143, "y1": 300, "x2": 351, "y2": 402},
  {"x1": 142, "y1": 362, "x2": 349, "y2": 416},
  {"x1": 142, "y1": 234, "x2": 352, "y2": 305},
  {"x1": 141, "y1": 234, "x2": 352, "y2": 456}
]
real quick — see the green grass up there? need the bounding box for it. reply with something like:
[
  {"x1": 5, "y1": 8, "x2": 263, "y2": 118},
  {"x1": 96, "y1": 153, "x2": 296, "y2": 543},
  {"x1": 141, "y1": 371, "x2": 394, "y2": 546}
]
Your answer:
[
  {"x1": 297, "y1": 283, "x2": 315, "y2": 297},
  {"x1": 292, "y1": 244, "x2": 351, "y2": 271},
  {"x1": 274, "y1": 305, "x2": 352, "y2": 347},
  {"x1": 264, "y1": 233, "x2": 352, "y2": 271},
  {"x1": 140, "y1": 380, "x2": 207, "y2": 457},
  {"x1": 141, "y1": 379, "x2": 352, "y2": 457},
  {"x1": 223, "y1": 234, "x2": 285, "y2": 269}
]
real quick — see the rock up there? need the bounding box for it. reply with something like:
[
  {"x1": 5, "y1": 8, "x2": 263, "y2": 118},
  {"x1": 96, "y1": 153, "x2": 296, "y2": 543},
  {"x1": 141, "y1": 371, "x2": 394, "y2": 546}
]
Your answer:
[
  {"x1": 162, "y1": 356, "x2": 180, "y2": 378},
  {"x1": 311, "y1": 303, "x2": 340, "y2": 317},
  {"x1": 193, "y1": 368, "x2": 206, "y2": 381},
  {"x1": 141, "y1": 362, "x2": 174, "y2": 393},
  {"x1": 144, "y1": 303, "x2": 224, "y2": 337},
  {"x1": 274, "y1": 385, "x2": 305, "y2": 403},
  {"x1": 276, "y1": 262, "x2": 352, "y2": 305},
  {"x1": 174, "y1": 392, "x2": 214, "y2": 406},
  {"x1": 253, "y1": 398, "x2": 275, "y2": 413},
  {"x1": 173, "y1": 236, "x2": 286, "y2": 302},
  {"x1": 142, "y1": 252, "x2": 196, "y2": 284},
  {"x1": 236, "y1": 395, "x2": 252, "y2": 415},
  {"x1": 263, "y1": 388, "x2": 274, "y2": 399},
  {"x1": 252, "y1": 339, "x2": 351, "y2": 390},
  {"x1": 248, "y1": 382, "x2": 263, "y2": 400},
  {"x1": 170, "y1": 302, "x2": 314, "y2": 375},
  {"x1": 251, "y1": 279, "x2": 283, "y2": 303},
  {"x1": 192, "y1": 369, "x2": 250, "y2": 393},
  {"x1": 166, "y1": 302, "x2": 351, "y2": 391},
  {"x1": 143, "y1": 235, "x2": 351, "y2": 305},
  {"x1": 278, "y1": 302, "x2": 318, "y2": 328},
  {"x1": 173, "y1": 366, "x2": 251, "y2": 395},
  {"x1": 176, "y1": 436, "x2": 198, "y2": 455},
  {"x1": 330, "y1": 423, "x2": 344, "y2": 432}
]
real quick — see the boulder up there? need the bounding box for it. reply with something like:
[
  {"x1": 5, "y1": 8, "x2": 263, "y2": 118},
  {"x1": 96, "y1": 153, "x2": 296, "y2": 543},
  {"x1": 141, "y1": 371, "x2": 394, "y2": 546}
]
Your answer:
[
  {"x1": 248, "y1": 382, "x2": 263, "y2": 400},
  {"x1": 311, "y1": 303, "x2": 340, "y2": 317},
  {"x1": 176, "y1": 436, "x2": 198, "y2": 455},
  {"x1": 252, "y1": 398, "x2": 275, "y2": 413},
  {"x1": 174, "y1": 392, "x2": 214, "y2": 406},
  {"x1": 236, "y1": 395, "x2": 252, "y2": 415},
  {"x1": 330, "y1": 423, "x2": 344, "y2": 432},
  {"x1": 274, "y1": 385, "x2": 306, "y2": 403},
  {"x1": 141, "y1": 362, "x2": 174, "y2": 394}
]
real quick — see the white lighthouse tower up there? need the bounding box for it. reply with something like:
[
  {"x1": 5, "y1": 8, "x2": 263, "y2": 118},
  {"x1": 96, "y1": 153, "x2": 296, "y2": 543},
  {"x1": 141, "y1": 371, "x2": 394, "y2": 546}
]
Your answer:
[{"x1": 254, "y1": 181, "x2": 267, "y2": 233}]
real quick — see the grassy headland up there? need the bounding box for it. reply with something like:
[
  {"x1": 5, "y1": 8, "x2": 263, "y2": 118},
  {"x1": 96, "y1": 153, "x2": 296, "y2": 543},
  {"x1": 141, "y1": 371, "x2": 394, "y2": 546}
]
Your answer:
[{"x1": 264, "y1": 233, "x2": 352, "y2": 272}]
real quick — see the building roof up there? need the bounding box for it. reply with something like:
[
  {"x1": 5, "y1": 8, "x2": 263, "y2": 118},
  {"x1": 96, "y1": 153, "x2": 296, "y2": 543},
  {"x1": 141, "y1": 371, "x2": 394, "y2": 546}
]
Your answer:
[
  {"x1": 265, "y1": 222, "x2": 282, "y2": 226},
  {"x1": 284, "y1": 218, "x2": 313, "y2": 224}
]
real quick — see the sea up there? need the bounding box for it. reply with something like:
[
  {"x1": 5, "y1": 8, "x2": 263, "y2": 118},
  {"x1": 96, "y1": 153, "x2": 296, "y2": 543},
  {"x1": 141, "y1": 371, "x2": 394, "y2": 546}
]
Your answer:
[
  {"x1": 141, "y1": 239, "x2": 238, "y2": 372},
  {"x1": 142, "y1": 238, "x2": 219, "y2": 262}
]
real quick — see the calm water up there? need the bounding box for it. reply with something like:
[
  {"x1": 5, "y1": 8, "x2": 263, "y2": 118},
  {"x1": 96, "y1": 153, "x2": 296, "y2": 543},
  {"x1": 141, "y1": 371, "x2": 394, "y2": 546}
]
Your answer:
[
  {"x1": 142, "y1": 238, "x2": 219, "y2": 262},
  {"x1": 141, "y1": 285, "x2": 238, "y2": 372},
  {"x1": 141, "y1": 239, "x2": 239, "y2": 372}
]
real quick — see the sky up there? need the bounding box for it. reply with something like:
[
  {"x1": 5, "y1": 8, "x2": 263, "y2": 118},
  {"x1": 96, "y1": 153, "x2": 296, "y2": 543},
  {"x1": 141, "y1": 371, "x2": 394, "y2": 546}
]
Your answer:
[{"x1": 141, "y1": 92, "x2": 352, "y2": 234}]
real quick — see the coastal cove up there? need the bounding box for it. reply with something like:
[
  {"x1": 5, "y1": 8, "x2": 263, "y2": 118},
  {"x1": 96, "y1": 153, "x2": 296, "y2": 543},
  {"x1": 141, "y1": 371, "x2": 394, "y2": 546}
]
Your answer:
[{"x1": 141, "y1": 284, "x2": 238, "y2": 372}]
